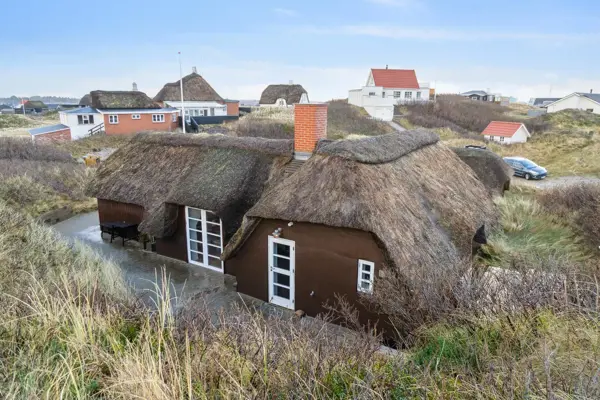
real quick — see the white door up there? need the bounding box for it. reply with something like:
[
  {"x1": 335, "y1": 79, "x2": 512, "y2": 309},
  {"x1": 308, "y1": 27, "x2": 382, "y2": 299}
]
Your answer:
[
  {"x1": 185, "y1": 207, "x2": 223, "y2": 272},
  {"x1": 268, "y1": 236, "x2": 295, "y2": 309}
]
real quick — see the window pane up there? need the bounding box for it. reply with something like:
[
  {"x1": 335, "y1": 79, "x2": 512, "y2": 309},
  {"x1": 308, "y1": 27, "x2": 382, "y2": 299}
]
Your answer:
[
  {"x1": 206, "y1": 234, "x2": 221, "y2": 247},
  {"x1": 206, "y1": 223, "x2": 221, "y2": 235},
  {"x1": 205, "y1": 211, "x2": 220, "y2": 223},
  {"x1": 273, "y1": 256, "x2": 290, "y2": 271},
  {"x1": 274, "y1": 285, "x2": 290, "y2": 299},
  {"x1": 360, "y1": 281, "x2": 371, "y2": 291},
  {"x1": 274, "y1": 243, "x2": 290, "y2": 257},
  {"x1": 189, "y1": 241, "x2": 203, "y2": 252},
  {"x1": 188, "y1": 219, "x2": 202, "y2": 231},
  {"x1": 207, "y1": 245, "x2": 221, "y2": 257},
  {"x1": 90, "y1": 115, "x2": 94, "y2": 124},
  {"x1": 361, "y1": 263, "x2": 371, "y2": 272},
  {"x1": 188, "y1": 208, "x2": 203, "y2": 220},
  {"x1": 208, "y1": 256, "x2": 221, "y2": 269},
  {"x1": 189, "y1": 230, "x2": 202, "y2": 241},
  {"x1": 190, "y1": 251, "x2": 203, "y2": 262},
  {"x1": 78, "y1": 115, "x2": 83, "y2": 124},
  {"x1": 274, "y1": 272, "x2": 290, "y2": 287},
  {"x1": 362, "y1": 273, "x2": 370, "y2": 280}
]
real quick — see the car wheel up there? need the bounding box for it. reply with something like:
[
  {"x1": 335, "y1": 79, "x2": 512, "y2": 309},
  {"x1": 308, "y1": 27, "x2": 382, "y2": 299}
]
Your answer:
[{"x1": 525, "y1": 173, "x2": 531, "y2": 180}]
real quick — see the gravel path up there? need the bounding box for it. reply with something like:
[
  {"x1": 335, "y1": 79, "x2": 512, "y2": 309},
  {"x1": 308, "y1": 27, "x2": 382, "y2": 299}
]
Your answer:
[
  {"x1": 388, "y1": 120, "x2": 406, "y2": 132},
  {"x1": 512, "y1": 175, "x2": 600, "y2": 189}
]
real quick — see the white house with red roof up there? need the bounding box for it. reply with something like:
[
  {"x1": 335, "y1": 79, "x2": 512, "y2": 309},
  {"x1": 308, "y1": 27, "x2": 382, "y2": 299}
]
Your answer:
[
  {"x1": 481, "y1": 121, "x2": 530, "y2": 145},
  {"x1": 348, "y1": 67, "x2": 430, "y2": 121}
]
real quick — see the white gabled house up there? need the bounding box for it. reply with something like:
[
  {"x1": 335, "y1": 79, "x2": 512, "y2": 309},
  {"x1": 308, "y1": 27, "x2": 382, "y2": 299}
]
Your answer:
[
  {"x1": 545, "y1": 92, "x2": 600, "y2": 115},
  {"x1": 348, "y1": 67, "x2": 429, "y2": 121},
  {"x1": 481, "y1": 121, "x2": 530, "y2": 145},
  {"x1": 59, "y1": 106, "x2": 104, "y2": 139}
]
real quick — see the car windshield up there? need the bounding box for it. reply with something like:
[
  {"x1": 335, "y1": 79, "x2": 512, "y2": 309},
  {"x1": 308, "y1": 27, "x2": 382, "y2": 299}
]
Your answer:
[{"x1": 520, "y1": 160, "x2": 538, "y2": 168}]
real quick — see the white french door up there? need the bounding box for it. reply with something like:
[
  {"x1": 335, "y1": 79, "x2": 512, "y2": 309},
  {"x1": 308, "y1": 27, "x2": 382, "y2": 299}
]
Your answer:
[
  {"x1": 268, "y1": 236, "x2": 295, "y2": 309},
  {"x1": 185, "y1": 207, "x2": 223, "y2": 272}
]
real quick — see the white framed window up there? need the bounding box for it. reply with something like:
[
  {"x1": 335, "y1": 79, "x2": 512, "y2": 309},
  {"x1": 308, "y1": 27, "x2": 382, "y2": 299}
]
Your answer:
[
  {"x1": 152, "y1": 114, "x2": 165, "y2": 123},
  {"x1": 172, "y1": 113, "x2": 177, "y2": 122},
  {"x1": 416, "y1": 92, "x2": 422, "y2": 100},
  {"x1": 77, "y1": 114, "x2": 94, "y2": 125},
  {"x1": 357, "y1": 259, "x2": 375, "y2": 294},
  {"x1": 382, "y1": 92, "x2": 386, "y2": 98},
  {"x1": 368, "y1": 92, "x2": 376, "y2": 96},
  {"x1": 394, "y1": 91, "x2": 401, "y2": 98},
  {"x1": 131, "y1": 114, "x2": 141, "y2": 120},
  {"x1": 108, "y1": 115, "x2": 119, "y2": 124},
  {"x1": 278, "y1": 99, "x2": 286, "y2": 106},
  {"x1": 586, "y1": 109, "x2": 594, "y2": 113},
  {"x1": 268, "y1": 236, "x2": 295, "y2": 309},
  {"x1": 499, "y1": 136, "x2": 505, "y2": 142},
  {"x1": 185, "y1": 207, "x2": 223, "y2": 272},
  {"x1": 404, "y1": 91, "x2": 413, "y2": 100}
]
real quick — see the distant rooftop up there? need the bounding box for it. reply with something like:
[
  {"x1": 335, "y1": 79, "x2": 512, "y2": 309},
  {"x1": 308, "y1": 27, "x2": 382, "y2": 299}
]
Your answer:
[{"x1": 29, "y1": 124, "x2": 69, "y2": 135}]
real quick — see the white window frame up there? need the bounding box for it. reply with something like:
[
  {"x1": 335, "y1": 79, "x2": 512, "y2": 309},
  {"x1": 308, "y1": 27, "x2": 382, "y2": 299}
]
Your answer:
[
  {"x1": 416, "y1": 91, "x2": 422, "y2": 100},
  {"x1": 368, "y1": 92, "x2": 376, "y2": 96},
  {"x1": 404, "y1": 91, "x2": 413, "y2": 100},
  {"x1": 171, "y1": 113, "x2": 177, "y2": 122},
  {"x1": 357, "y1": 259, "x2": 375, "y2": 294},
  {"x1": 393, "y1": 91, "x2": 401, "y2": 98},
  {"x1": 184, "y1": 207, "x2": 224, "y2": 272},
  {"x1": 499, "y1": 136, "x2": 505, "y2": 142},
  {"x1": 152, "y1": 114, "x2": 165, "y2": 123},
  {"x1": 268, "y1": 236, "x2": 295, "y2": 309},
  {"x1": 108, "y1": 115, "x2": 119, "y2": 124},
  {"x1": 131, "y1": 114, "x2": 141, "y2": 120}
]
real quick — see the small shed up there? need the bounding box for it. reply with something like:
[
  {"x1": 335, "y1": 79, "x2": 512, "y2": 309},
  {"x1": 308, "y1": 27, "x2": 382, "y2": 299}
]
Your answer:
[{"x1": 481, "y1": 121, "x2": 530, "y2": 144}]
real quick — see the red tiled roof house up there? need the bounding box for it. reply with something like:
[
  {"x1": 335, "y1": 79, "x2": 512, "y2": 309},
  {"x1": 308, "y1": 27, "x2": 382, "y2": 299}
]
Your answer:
[
  {"x1": 482, "y1": 121, "x2": 530, "y2": 145},
  {"x1": 348, "y1": 66, "x2": 430, "y2": 121}
]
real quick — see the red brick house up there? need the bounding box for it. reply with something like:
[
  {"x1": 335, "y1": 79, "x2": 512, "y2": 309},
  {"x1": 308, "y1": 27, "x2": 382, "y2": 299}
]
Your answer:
[{"x1": 87, "y1": 90, "x2": 179, "y2": 135}]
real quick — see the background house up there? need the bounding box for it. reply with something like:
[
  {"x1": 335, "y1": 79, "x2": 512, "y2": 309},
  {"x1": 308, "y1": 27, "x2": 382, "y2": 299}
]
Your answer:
[
  {"x1": 154, "y1": 68, "x2": 239, "y2": 123},
  {"x1": 545, "y1": 92, "x2": 600, "y2": 114},
  {"x1": 87, "y1": 90, "x2": 179, "y2": 135},
  {"x1": 460, "y1": 90, "x2": 495, "y2": 102},
  {"x1": 481, "y1": 121, "x2": 530, "y2": 144},
  {"x1": 528, "y1": 97, "x2": 561, "y2": 108},
  {"x1": 348, "y1": 67, "x2": 429, "y2": 121},
  {"x1": 0, "y1": 104, "x2": 14, "y2": 114},
  {"x1": 16, "y1": 100, "x2": 48, "y2": 114},
  {"x1": 259, "y1": 84, "x2": 309, "y2": 107},
  {"x1": 58, "y1": 106, "x2": 104, "y2": 139}
]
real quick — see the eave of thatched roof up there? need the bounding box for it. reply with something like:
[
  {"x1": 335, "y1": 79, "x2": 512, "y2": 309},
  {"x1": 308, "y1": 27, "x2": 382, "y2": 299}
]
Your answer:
[
  {"x1": 86, "y1": 133, "x2": 293, "y2": 239},
  {"x1": 259, "y1": 84, "x2": 307, "y2": 105},
  {"x1": 89, "y1": 90, "x2": 159, "y2": 109},
  {"x1": 452, "y1": 147, "x2": 512, "y2": 196},
  {"x1": 79, "y1": 94, "x2": 91, "y2": 106},
  {"x1": 223, "y1": 130, "x2": 497, "y2": 290},
  {"x1": 154, "y1": 72, "x2": 224, "y2": 102}
]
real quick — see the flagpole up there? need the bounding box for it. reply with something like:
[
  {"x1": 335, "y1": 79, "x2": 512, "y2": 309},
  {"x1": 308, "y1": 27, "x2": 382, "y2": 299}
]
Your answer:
[{"x1": 179, "y1": 51, "x2": 186, "y2": 134}]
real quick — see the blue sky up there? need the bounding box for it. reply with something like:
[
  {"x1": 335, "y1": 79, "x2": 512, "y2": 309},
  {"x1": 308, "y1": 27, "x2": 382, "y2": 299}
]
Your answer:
[{"x1": 1, "y1": 0, "x2": 598, "y2": 101}]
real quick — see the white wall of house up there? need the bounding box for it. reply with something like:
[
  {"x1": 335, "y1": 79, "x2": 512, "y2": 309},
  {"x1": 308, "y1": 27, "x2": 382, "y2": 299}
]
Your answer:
[
  {"x1": 546, "y1": 95, "x2": 600, "y2": 114},
  {"x1": 348, "y1": 86, "x2": 428, "y2": 121},
  {"x1": 59, "y1": 111, "x2": 103, "y2": 140},
  {"x1": 165, "y1": 101, "x2": 227, "y2": 120},
  {"x1": 484, "y1": 126, "x2": 529, "y2": 145}
]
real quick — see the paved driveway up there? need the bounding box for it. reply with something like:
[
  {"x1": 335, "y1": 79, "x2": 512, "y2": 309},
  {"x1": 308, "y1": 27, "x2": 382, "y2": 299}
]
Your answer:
[{"x1": 52, "y1": 212, "x2": 241, "y2": 309}]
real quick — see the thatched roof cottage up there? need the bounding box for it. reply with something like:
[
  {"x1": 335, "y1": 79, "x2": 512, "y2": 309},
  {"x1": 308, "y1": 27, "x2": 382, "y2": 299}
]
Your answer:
[
  {"x1": 259, "y1": 84, "x2": 309, "y2": 107},
  {"x1": 452, "y1": 147, "x2": 512, "y2": 196},
  {"x1": 154, "y1": 68, "x2": 239, "y2": 120},
  {"x1": 88, "y1": 103, "x2": 497, "y2": 333},
  {"x1": 87, "y1": 133, "x2": 292, "y2": 267}
]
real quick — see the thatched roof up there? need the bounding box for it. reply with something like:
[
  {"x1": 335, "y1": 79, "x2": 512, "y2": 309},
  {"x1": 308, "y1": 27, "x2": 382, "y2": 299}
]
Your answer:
[
  {"x1": 223, "y1": 130, "x2": 497, "y2": 290},
  {"x1": 89, "y1": 90, "x2": 159, "y2": 109},
  {"x1": 86, "y1": 133, "x2": 293, "y2": 239},
  {"x1": 452, "y1": 148, "x2": 512, "y2": 196},
  {"x1": 154, "y1": 72, "x2": 223, "y2": 102},
  {"x1": 259, "y1": 84, "x2": 307, "y2": 105},
  {"x1": 24, "y1": 100, "x2": 47, "y2": 109},
  {"x1": 79, "y1": 94, "x2": 91, "y2": 106}
]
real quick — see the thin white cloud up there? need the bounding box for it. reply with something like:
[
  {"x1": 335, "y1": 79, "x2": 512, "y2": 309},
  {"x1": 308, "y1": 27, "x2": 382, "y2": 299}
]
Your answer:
[
  {"x1": 304, "y1": 25, "x2": 600, "y2": 42},
  {"x1": 366, "y1": 0, "x2": 419, "y2": 6},
  {"x1": 273, "y1": 8, "x2": 298, "y2": 17}
]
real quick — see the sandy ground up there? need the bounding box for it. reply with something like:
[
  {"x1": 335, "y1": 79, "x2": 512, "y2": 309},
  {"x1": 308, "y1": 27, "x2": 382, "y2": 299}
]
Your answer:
[{"x1": 0, "y1": 115, "x2": 60, "y2": 137}]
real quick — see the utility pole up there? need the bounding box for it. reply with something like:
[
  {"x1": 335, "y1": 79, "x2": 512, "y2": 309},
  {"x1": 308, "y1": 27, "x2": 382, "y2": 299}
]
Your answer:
[{"x1": 179, "y1": 51, "x2": 186, "y2": 134}]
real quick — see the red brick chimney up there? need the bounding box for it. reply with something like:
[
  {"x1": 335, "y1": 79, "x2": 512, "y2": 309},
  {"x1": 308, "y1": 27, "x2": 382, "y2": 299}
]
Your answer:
[{"x1": 294, "y1": 103, "x2": 328, "y2": 160}]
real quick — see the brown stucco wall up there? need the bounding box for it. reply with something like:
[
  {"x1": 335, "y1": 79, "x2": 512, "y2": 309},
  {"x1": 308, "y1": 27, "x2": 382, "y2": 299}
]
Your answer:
[
  {"x1": 155, "y1": 205, "x2": 188, "y2": 262},
  {"x1": 226, "y1": 219, "x2": 387, "y2": 328},
  {"x1": 97, "y1": 199, "x2": 144, "y2": 224}
]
